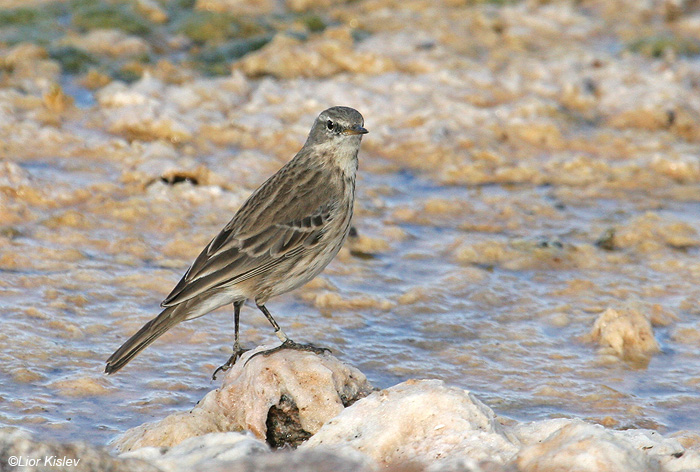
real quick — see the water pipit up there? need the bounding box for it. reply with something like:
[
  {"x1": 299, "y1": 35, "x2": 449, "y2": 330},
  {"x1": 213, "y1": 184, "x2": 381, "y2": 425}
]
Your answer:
[{"x1": 105, "y1": 106, "x2": 368, "y2": 378}]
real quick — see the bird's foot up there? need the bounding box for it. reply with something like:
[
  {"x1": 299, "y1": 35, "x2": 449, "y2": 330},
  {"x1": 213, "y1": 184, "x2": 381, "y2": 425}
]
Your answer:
[
  {"x1": 212, "y1": 345, "x2": 249, "y2": 380},
  {"x1": 245, "y1": 339, "x2": 331, "y2": 365}
]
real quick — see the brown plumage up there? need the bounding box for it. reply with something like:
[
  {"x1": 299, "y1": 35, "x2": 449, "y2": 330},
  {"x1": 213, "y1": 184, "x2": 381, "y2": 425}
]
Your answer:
[{"x1": 105, "y1": 106, "x2": 367, "y2": 375}]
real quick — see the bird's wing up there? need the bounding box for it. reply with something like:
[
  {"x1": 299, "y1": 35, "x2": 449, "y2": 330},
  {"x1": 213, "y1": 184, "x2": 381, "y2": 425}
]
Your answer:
[{"x1": 161, "y1": 162, "x2": 342, "y2": 307}]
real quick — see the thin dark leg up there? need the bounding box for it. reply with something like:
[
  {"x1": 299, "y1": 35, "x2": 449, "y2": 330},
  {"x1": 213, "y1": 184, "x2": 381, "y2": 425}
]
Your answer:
[
  {"x1": 234, "y1": 301, "x2": 241, "y2": 349},
  {"x1": 244, "y1": 303, "x2": 331, "y2": 365},
  {"x1": 257, "y1": 303, "x2": 288, "y2": 342},
  {"x1": 212, "y1": 301, "x2": 248, "y2": 380}
]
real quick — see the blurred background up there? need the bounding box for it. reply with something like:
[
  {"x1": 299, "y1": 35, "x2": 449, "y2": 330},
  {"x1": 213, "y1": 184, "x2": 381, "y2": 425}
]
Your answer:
[{"x1": 1, "y1": 0, "x2": 700, "y2": 446}]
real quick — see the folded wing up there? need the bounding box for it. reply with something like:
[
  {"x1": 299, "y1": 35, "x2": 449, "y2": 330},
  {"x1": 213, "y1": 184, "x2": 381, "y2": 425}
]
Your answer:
[{"x1": 161, "y1": 195, "x2": 337, "y2": 308}]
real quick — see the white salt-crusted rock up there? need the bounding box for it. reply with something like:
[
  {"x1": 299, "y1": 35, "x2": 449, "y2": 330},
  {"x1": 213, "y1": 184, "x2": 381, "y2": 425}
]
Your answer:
[
  {"x1": 234, "y1": 27, "x2": 397, "y2": 79},
  {"x1": 1, "y1": 43, "x2": 48, "y2": 68},
  {"x1": 0, "y1": 427, "x2": 158, "y2": 472},
  {"x1": 120, "y1": 432, "x2": 269, "y2": 472},
  {"x1": 588, "y1": 307, "x2": 660, "y2": 359},
  {"x1": 96, "y1": 76, "x2": 161, "y2": 108},
  {"x1": 195, "y1": 0, "x2": 281, "y2": 15},
  {"x1": 302, "y1": 379, "x2": 519, "y2": 467},
  {"x1": 127, "y1": 440, "x2": 377, "y2": 472},
  {"x1": 515, "y1": 421, "x2": 661, "y2": 471},
  {"x1": 61, "y1": 29, "x2": 151, "y2": 58},
  {"x1": 114, "y1": 346, "x2": 373, "y2": 452},
  {"x1": 94, "y1": 74, "x2": 250, "y2": 143},
  {"x1": 135, "y1": 0, "x2": 168, "y2": 23},
  {"x1": 0, "y1": 161, "x2": 32, "y2": 188},
  {"x1": 512, "y1": 419, "x2": 700, "y2": 472}
]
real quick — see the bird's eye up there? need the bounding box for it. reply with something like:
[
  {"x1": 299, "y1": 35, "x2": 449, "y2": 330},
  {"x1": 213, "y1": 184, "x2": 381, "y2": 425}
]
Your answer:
[{"x1": 326, "y1": 120, "x2": 334, "y2": 131}]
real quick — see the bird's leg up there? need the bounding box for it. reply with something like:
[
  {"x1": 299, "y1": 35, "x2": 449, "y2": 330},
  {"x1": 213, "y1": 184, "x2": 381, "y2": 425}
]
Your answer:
[
  {"x1": 212, "y1": 301, "x2": 248, "y2": 380},
  {"x1": 258, "y1": 303, "x2": 289, "y2": 343},
  {"x1": 245, "y1": 303, "x2": 331, "y2": 365}
]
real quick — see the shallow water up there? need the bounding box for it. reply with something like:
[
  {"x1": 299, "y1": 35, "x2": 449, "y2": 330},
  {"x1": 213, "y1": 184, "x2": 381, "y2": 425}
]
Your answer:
[
  {"x1": 2, "y1": 147, "x2": 699, "y2": 445},
  {"x1": 1, "y1": 0, "x2": 700, "y2": 449}
]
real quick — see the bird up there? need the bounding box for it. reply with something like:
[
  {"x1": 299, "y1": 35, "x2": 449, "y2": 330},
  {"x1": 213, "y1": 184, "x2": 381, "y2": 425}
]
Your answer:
[{"x1": 105, "y1": 106, "x2": 368, "y2": 378}]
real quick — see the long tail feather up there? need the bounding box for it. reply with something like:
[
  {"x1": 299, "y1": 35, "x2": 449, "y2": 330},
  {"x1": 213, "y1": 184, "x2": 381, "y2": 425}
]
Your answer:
[{"x1": 105, "y1": 305, "x2": 182, "y2": 374}]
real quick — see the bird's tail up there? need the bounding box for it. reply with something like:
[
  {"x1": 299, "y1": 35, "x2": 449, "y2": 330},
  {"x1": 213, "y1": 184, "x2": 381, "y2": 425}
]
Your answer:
[{"x1": 105, "y1": 305, "x2": 183, "y2": 374}]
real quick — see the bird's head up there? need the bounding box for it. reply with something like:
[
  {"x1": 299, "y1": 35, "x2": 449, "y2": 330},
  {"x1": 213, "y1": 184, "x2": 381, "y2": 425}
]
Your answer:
[
  {"x1": 302, "y1": 106, "x2": 367, "y2": 175},
  {"x1": 306, "y1": 106, "x2": 367, "y2": 147}
]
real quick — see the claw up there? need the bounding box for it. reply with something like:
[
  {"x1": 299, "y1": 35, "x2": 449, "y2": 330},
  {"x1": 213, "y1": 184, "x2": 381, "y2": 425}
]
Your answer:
[{"x1": 212, "y1": 345, "x2": 249, "y2": 380}]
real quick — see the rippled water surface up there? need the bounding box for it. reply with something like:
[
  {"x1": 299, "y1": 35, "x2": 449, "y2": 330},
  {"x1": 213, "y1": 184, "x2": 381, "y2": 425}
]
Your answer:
[
  {"x1": 1, "y1": 0, "x2": 700, "y2": 448},
  {"x1": 2, "y1": 145, "x2": 700, "y2": 445}
]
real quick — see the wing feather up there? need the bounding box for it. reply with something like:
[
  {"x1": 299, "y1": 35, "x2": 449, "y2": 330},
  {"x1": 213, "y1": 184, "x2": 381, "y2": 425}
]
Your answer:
[{"x1": 161, "y1": 164, "x2": 341, "y2": 308}]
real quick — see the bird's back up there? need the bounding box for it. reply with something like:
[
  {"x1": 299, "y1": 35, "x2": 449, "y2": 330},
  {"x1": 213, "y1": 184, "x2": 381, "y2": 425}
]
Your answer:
[{"x1": 162, "y1": 150, "x2": 353, "y2": 308}]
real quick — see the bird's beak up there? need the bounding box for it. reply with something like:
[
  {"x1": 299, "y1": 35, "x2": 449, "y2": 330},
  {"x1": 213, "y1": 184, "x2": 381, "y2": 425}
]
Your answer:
[{"x1": 344, "y1": 125, "x2": 369, "y2": 135}]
